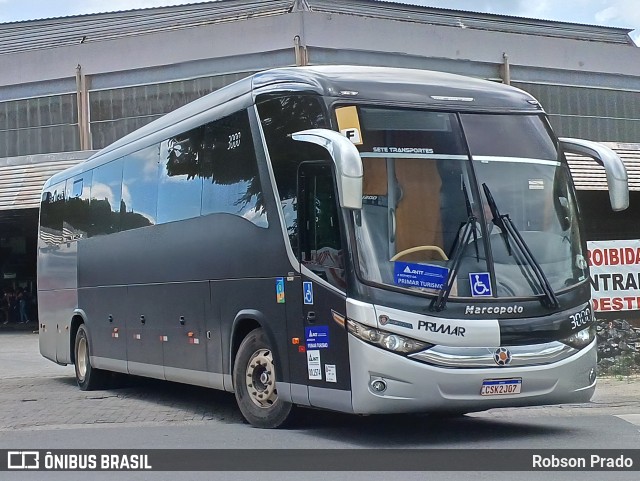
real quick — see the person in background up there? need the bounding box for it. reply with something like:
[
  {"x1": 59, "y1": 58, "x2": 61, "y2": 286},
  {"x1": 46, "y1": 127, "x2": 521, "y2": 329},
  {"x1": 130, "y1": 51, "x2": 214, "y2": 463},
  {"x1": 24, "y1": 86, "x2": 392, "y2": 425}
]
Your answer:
[
  {"x1": 0, "y1": 290, "x2": 9, "y2": 325},
  {"x1": 1, "y1": 289, "x2": 17, "y2": 324},
  {"x1": 17, "y1": 288, "x2": 30, "y2": 324}
]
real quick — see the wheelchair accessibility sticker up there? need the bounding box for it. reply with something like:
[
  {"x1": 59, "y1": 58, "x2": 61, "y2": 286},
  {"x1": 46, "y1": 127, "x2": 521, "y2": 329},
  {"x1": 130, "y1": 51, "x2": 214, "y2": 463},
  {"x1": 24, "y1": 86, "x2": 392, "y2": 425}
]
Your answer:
[
  {"x1": 303, "y1": 281, "x2": 314, "y2": 305},
  {"x1": 469, "y1": 272, "x2": 492, "y2": 297}
]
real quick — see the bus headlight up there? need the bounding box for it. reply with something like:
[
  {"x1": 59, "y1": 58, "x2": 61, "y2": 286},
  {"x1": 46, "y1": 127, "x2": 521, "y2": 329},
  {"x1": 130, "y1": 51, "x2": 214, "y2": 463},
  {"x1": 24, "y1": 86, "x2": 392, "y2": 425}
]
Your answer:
[
  {"x1": 346, "y1": 319, "x2": 432, "y2": 354},
  {"x1": 561, "y1": 325, "x2": 595, "y2": 349}
]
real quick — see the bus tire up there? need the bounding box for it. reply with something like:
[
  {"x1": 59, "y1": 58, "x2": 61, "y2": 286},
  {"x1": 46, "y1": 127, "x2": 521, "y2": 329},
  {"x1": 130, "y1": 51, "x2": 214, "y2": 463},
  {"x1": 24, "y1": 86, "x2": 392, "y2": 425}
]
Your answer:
[
  {"x1": 74, "y1": 324, "x2": 106, "y2": 391},
  {"x1": 233, "y1": 328, "x2": 293, "y2": 428}
]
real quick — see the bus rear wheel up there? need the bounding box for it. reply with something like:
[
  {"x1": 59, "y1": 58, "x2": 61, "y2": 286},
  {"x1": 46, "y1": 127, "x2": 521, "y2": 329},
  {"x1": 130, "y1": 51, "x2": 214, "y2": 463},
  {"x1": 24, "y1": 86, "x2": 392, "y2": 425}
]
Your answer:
[
  {"x1": 74, "y1": 324, "x2": 106, "y2": 390},
  {"x1": 233, "y1": 328, "x2": 293, "y2": 428}
]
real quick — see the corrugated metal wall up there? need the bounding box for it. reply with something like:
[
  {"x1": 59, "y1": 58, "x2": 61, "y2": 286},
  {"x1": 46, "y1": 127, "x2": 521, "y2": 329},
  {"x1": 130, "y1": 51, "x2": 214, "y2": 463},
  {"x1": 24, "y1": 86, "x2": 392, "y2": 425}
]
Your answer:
[
  {"x1": 567, "y1": 143, "x2": 640, "y2": 192},
  {"x1": 0, "y1": 152, "x2": 93, "y2": 211},
  {"x1": 514, "y1": 82, "x2": 640, "y2": 143}
]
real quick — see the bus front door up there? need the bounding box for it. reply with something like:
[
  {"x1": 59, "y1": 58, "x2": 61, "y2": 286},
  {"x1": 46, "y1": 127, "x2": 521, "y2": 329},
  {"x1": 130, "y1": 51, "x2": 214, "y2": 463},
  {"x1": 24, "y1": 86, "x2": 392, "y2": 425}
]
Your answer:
[{"x1": 295, "y1": 163, "x2": 352, "y2": 409}]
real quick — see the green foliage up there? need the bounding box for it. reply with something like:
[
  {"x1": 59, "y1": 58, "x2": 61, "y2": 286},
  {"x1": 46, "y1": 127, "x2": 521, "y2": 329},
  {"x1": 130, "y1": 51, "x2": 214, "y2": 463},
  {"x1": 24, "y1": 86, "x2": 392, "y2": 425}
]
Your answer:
[{"x1": 598, "y1": 352, "x2": 640, "y2": 378}]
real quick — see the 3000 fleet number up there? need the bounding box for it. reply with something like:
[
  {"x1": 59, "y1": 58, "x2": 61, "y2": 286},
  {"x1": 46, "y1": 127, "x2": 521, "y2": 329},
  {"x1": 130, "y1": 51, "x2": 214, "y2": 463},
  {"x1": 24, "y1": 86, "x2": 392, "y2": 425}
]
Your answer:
[{"x1": 569, "y1": 305, "x2": 592, "y2": 330}]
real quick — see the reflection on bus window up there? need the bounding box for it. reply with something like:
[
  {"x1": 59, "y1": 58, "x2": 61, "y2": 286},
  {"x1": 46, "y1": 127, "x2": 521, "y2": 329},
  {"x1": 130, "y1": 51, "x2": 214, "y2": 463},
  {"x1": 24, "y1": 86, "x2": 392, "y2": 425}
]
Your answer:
[
  {"x1": 121, "y1": 145, "x2": 159, "y2": 231},
  {"x1": 257, "y1": 95, "x2": 329, "y2": 257},
  {"x1": 299, "y1": 163, "x2": 345, "y2": 290},
  {"x1": 90, "y1": 158, "x2": 123, "y2": 237},
  {"x1": 157, "y1": 110, "x2": 267, "y2": 227}
]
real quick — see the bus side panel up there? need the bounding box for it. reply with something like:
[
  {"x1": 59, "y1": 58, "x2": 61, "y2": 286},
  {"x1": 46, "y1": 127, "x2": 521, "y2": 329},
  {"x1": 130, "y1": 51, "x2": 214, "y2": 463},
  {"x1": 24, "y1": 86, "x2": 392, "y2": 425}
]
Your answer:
[
  {"x1": 38, "y1": 288, "x2": 57, "y2": 363},
  {"x1": 77, "y1": 216, "x2": 285, "y2": 287},
  {"x1": 76, "y1": 214, "x2": 293, "y2": 383},
  {"x1": 205, "y1": 282, "x2": 224, "y2": 389},
  {"x1": 214, "y1": 277, "x2": 291, "y2": 389},
  {"x1": 78, "y1": 286, "x2": 128, "y2": 371},
  {"x1": 159, "y1": 282, "x2": 209, "y2": 384},
  {"x1": 283, "y1": 275, "x2": 309, "y2": 404},
  {"x1": 281, "y1": 276, "x2": 353, "y2": 407},
  {"x1": 126, "y1": 284, "x2": 165, "y2": 380},
  {"x1": 38, "y1": 288, "x2": 77, "y2": 365},
  {"x1": 38, "y1": 238, "x2": 78, "y2": 365},
  {"x1": 301, "y1": 279, "x2": 352, "y2": 401}
]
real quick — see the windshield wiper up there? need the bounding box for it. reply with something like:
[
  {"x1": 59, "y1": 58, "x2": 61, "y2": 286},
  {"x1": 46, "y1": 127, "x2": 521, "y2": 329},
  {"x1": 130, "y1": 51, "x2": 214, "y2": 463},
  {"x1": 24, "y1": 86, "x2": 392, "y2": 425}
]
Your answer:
[
  {"x1": 482, "y1": 183, "x2": 560, "y2": 309},
  {"x1": 430, "y1": 215, "x2": 476, "y2": 312},
  {"x1": 431, "y1": 182, "x2": 478, "y2": 312}
]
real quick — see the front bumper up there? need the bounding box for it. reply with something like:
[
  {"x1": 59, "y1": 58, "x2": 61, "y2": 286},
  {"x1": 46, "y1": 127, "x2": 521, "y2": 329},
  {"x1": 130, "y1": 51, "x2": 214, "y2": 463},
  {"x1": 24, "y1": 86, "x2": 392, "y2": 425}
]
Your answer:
[{"x1": 349, "y1": 335, "x2": 596, "y2": 414}]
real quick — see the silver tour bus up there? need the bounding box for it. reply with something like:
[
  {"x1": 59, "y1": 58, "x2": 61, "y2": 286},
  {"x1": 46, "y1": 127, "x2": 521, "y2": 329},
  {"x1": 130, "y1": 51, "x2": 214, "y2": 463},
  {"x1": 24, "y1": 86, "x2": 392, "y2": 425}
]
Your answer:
[{"x1": 38, "y1": 66, "x2": 628, "y2": 428}]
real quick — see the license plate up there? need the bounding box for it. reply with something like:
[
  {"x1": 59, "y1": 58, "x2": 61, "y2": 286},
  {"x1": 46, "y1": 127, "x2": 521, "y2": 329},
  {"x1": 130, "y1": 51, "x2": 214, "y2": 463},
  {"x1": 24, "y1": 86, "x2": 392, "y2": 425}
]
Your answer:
[{"x1": 480, "y1": 378, "x2": 522, "y2": 396}]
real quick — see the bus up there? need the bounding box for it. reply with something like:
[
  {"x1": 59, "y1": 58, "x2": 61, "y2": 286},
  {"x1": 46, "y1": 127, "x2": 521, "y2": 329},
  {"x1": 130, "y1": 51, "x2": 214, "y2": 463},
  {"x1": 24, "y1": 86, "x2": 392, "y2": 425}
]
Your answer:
[{"x1": 38, "y1": 66, "x2": 628, "y2": 428}]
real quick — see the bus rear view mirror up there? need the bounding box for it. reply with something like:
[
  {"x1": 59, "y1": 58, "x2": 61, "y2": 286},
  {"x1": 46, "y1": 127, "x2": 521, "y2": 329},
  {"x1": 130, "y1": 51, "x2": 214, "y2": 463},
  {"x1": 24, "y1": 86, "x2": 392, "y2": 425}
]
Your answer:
[
  {"x1": 559, "y1": 138, "x2": 629, "y2": 212},
  {"x1": 291, "y1": 129, "x2": 363, "y2": 210}
]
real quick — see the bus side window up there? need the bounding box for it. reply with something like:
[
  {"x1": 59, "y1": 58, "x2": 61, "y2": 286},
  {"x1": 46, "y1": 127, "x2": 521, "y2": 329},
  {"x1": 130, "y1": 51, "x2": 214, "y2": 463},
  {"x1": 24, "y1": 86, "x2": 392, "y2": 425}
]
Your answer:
[
  {"x1": 40, "y1": 182, "x2": 66, "y2": 245},
  {"x1": 200, "y1": 110, "x2": 267, "y2": 227},
  {"x1": 157, "y1": 127, "x2": 204, "y2": 224},
  {"x1": 64, "y1": 171, "x2": 93, "y2": 241},
  {"x1": 256, "y1": 94, "x2": 330, "y2": 259},
  {"x1": 89, "y1": 158, "x2": 124, "y2": 237},
  {"x1": 121, "y1": 145, "x2": 160, "y2": 231},
  {"x1": 299, "y1": 163, "x2": 345, "y2": 290}
]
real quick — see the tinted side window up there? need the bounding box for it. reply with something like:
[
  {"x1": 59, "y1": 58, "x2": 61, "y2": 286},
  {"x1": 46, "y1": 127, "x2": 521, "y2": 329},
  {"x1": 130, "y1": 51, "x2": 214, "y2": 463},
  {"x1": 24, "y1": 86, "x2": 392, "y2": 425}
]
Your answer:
[
  {"x1": 200, "y1": 110, "x2": 267, "y2": 227},
  {"x1": 40, "y1": 181, "x2": 65, "y2": 245},
  {"x1": 299, "y1": 164, "x2": 345, "y2": 290},
  {"x1": 64, "y1": 171, "x2": 93, "y2": 240},
  {"x1": 256, "y1": 95, "x2": 329, "y2": 257},
  {"x1": 122, "y1": 145, "x2": 159, "y2": 231},
  {"x1": 90, "y1": 158, "x2": 124, "y2": 237},
  {"x1": 157, "y1": 127, "x2": 203, "y2": 224}
]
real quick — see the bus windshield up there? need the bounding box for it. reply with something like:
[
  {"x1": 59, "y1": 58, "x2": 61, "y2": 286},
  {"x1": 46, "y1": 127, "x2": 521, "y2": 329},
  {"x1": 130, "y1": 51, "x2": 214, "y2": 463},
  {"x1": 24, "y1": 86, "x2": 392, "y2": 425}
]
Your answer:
[{"x1": 346, "y1": 106, "x2": 588, "y2": 299}]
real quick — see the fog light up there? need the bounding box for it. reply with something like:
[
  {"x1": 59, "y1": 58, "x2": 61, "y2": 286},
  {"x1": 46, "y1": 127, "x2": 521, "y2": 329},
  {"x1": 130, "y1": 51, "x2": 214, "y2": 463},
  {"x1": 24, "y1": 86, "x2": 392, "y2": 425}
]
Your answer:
[
  {"x1": 589, "y1": 367, "x2": 596, "y2": 384},
  {"x1": 370, "y1": 379, "x2": 387, "y2": 393}
]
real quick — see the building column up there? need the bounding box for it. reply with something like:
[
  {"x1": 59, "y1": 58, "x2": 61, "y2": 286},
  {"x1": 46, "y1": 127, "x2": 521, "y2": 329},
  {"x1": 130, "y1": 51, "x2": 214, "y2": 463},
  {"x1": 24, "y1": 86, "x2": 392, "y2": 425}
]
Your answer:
[{"x1": 75, "y1": 64, "x2": 92, "y2": 150}]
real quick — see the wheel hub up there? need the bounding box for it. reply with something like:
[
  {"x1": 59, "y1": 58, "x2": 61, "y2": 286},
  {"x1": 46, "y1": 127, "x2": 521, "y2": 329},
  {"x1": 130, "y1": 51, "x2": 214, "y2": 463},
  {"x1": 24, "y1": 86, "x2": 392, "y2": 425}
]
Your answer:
[
  {"x1": 245, "y1": 348, "x2": 277, "y2": 408},
  {"x1": 77, "y1": 337, "x2": 87, "y2": 381}
]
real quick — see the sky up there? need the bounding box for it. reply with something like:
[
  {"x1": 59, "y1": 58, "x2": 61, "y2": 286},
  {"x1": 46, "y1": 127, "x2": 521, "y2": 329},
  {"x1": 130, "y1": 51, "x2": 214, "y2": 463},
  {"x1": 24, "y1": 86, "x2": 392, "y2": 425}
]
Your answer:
[{"x1": 0, "y1": 0, "x2": 639, "y2": 44}]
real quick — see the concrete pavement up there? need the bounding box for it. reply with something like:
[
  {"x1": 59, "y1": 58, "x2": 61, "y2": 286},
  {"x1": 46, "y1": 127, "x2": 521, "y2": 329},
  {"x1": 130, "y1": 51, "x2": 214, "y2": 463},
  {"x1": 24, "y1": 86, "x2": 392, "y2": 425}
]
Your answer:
[{"x1": 0, "y1": 331, "x2": 638, "y2": 433}]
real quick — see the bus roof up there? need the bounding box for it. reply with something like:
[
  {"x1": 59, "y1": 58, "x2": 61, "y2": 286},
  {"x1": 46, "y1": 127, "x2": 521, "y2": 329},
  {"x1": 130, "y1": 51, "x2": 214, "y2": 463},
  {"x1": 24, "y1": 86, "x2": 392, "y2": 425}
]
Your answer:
[
  {"x1": 252, "y1": 65, "x2": 541, "y2": 112},
  {"x1": 46, "y1": 65, "x2": 542, "y2": 187}
]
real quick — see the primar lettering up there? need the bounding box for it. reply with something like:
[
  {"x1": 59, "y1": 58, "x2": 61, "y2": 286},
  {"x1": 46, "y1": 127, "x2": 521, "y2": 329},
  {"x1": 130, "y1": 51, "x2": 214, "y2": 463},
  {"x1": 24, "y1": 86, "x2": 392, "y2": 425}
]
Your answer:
[{"x1": 417, "y1": 320, "x2": 465, "y2": 337}]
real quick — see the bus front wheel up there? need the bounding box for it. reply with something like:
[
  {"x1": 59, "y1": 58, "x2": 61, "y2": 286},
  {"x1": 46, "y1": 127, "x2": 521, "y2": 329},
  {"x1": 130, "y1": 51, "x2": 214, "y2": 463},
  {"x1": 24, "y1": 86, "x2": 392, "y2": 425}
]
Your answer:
[
  {"x1": 74, "y1": 324, "x2": 106, "y2": 391},
  {"x1": 233, "y1": 328, "x2": 293, "y2": 428}
]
